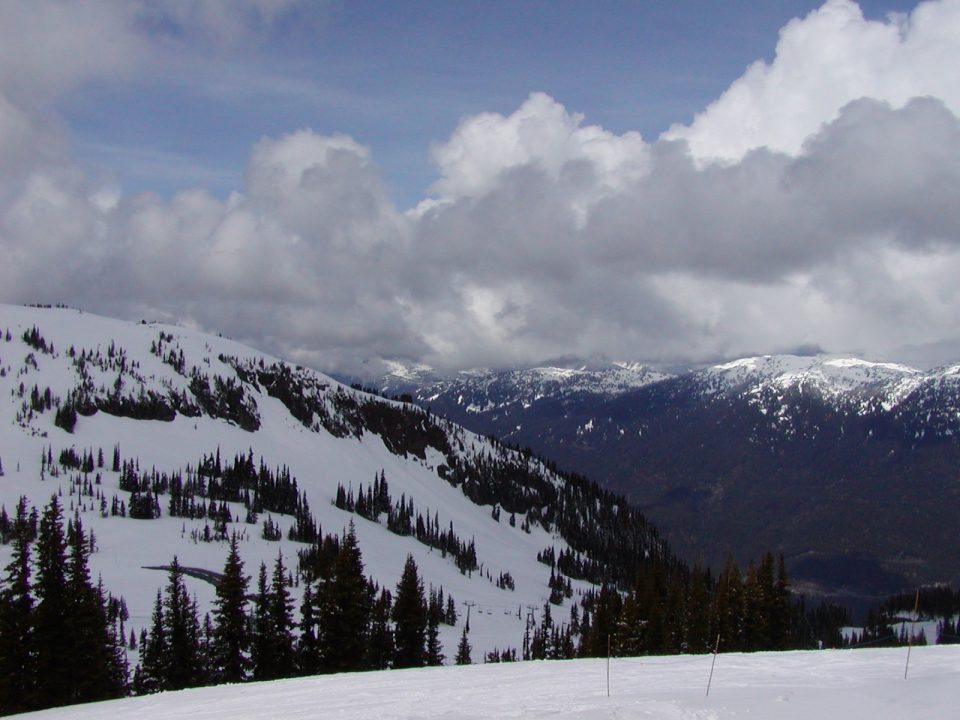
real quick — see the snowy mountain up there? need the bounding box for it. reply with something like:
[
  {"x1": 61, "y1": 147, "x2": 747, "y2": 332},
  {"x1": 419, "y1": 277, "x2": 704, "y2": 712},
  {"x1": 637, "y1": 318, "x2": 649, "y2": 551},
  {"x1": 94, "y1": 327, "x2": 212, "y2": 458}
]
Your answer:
[
  {"x1": 0, "y1": 304, "x2": 666, "y2": 670},
  {"x1": 17, "y1": 646, "x2": 960, "y2": 720},
  {"x1": 369, "y1": 359, "x2": 673, "y2": 439},
  {"x1": 385, "y1": 353, "x2": 960, "y2": 605}
]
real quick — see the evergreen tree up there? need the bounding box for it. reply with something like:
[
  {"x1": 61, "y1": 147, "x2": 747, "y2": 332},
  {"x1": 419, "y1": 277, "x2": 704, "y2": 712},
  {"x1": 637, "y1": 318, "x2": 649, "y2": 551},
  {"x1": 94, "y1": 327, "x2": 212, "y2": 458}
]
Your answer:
[
  {"x1": 454, "y1": 626, "x2": 472, "y2": 665},
  {"x1": 318, "y1": 523, "x2": 369, "y2": 673},
  {"x1": 365, "y1": 587, "x2": 394, "y2": 670},
  {"x1": 251, "y1": 555, "x2": 295, "y2": 681},
  {"x1": 101, "y1": 581, "x2": 130, "y2": 697},
  {"x1": 0, "y1": 498, "x2": 37, "y2": 714},
  {"x1": 162, "y1": 557, "x2": 204, "y2": 690},
  {"x1": 65, "y1": 514, "x2": 126, "y2": 703},
  {"x1": 250, "y1": 563, "x2": 274, "y2": 680},
  {"x1": 392, "y1": 554, "x2": 427, "y2": 668},
  {"x1": 769, "y1": 554, "x2": 792, "y2": 650},
  {"x1": 684, "y1": 565, "x2": 712, "y2": 654},
  {"x1": 711, "y1": 556, "x2": 744, "y2": 652},
  {"x1": 426, "y1": 587, "x2": 444, "y2": 666},
  {"x1": 136, "y1": 590, "x2": 167, "y2": 694},
  {"x1": 33, "y1": 497, "x2": 72, "y2": 707},
  {"x1": 268, "y1": 552, "x2": 296, "y2": 679},
  {"x1": 585, "y1": 583, "x2": 623, "y2": 657},
  {"x1": 210, "y1": 534, "x2": 250, "y2": 684},
  {"x1": 297, "y1": 581, "x2": 320, "y2": 675}
]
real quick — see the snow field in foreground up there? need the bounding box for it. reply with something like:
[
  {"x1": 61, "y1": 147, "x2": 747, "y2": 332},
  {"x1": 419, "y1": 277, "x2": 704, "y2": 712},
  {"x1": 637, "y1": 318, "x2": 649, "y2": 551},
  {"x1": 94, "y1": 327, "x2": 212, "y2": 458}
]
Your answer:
[{"x1": 18, "y1": 645, "x2": 960, "y2": 720}]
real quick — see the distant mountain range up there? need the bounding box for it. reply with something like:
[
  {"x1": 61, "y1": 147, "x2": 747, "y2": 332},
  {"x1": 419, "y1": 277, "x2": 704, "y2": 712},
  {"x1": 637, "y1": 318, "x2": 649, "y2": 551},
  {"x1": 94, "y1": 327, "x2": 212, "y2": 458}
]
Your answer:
[{"x1": 365, "y1": 354, "x2": 960, "y2": 608}]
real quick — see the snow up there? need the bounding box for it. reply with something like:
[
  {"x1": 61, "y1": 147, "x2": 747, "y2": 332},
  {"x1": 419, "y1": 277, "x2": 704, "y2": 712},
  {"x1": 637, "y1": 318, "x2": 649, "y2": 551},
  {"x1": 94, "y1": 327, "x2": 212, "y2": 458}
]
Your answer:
[
  {"x1": 699, "y1": 353, "x2": 939, "y2": 414},
  {"x1": 16, "y1": 646, "x2": 960, "y2": 719},
  {"x1": 411, "y1": 362, "x2": 673, "y2": 414},
  {"x1": 0, "y1": 304, "x2": 587, "y2": 663}
]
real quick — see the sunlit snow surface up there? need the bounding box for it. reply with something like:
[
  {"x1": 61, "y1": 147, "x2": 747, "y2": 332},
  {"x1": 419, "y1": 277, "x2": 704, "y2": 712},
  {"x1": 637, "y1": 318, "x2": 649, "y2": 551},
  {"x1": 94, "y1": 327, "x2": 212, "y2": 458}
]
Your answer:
[
  {"x1": 17, "y1": 647, "x2": 960, "y2": 719},
  {"x1": 0, "y1": 304, "x2": 588, "y2": 662}
]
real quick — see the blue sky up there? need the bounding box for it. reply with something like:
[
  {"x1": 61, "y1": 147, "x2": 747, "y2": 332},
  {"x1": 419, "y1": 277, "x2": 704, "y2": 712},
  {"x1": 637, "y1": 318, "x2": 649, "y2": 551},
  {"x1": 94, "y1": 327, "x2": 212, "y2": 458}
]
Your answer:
[
  {"x1": 63, "y1": 0, "x2": 918, "y2": 209},
  {"x1": 2, "y1": 0, "x2": 959, "y2": 373}
]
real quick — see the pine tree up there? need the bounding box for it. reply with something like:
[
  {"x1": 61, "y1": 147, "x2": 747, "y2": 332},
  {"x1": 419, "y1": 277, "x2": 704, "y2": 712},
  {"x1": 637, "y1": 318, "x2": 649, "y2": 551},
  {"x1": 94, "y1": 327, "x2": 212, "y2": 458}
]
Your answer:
[
  {"x1": 268, "y1": 552, "x2": 296, "y2": 678},
  {"x1": 318, "y1": 523, "x2": 369, "y2": 672},
  {"x1": 712, "y1": 556, "x2": 744, "y2": 652},
  {"x1": 585, "y1": 583, "x2": 623, "y2": 657},
  {"x1": 33, "y1": 496, "x2": 72, "y2": 707},
  {"x1": 684, "y1": 565, "x2": 712, "y2": 654},
  {"x1": 392, "y1": 554, "x2": 427, "y2": 668},
  {"x1": 65, "y1": 513, "x2": 126, "y2": 703},
  {"x1": 210, "y1": 534, "x2": 250, "y2": 684},
  {"x1": 250, "y1": 563, "x2": 274, "y2": 680},
  {"x1": 0, "y1": 497, "x2": 37, "y2": 714},
  {"x1": 297, "y1": 581, "x2": 320, "y2": 675},
  {"x1": 251, "y1": 555, "x2": 295, "y2": 681},
  {"x1": 426, "y1": 587, "x2": 444, "y2": 666},
  {"x1": 101, "y1": 581, "x2": 130, "y2": 697},
  {"x1": 455, "y1": 626, "x2": 472, "y2": 665},
  {"x1": 136, "y1": 590, "x2": 167, "y2": 694},
  {"x1": 365, "y1": 587, "x2": 394, "y2": 670},
  {"x1": 162, "y1": 557, "x2": 204, "y2": 690},
  {"x1": 769, "y1": 554, "x2": 792, "y2": 650}
]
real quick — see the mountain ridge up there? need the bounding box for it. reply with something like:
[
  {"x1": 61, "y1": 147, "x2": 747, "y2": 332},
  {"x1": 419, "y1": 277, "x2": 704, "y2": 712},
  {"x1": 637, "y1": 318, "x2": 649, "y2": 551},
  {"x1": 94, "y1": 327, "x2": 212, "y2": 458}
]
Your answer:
[
  {"x1": 0, "y1": 303, "x2": 666, "y2": 668},
  {"x1": 368, "y1": 353, "x2": 960, "y2": 606}
]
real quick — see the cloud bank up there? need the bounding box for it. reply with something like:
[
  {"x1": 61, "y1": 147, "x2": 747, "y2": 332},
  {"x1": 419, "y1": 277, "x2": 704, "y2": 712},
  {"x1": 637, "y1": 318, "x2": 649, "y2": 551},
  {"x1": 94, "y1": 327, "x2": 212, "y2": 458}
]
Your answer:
[{"x1": 1, "y1": 0, "x2": 959, "y2": 373}]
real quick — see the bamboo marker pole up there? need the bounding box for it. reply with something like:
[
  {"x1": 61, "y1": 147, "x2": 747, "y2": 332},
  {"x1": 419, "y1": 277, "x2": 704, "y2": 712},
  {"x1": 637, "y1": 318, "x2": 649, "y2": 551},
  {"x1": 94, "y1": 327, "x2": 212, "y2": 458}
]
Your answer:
[
  {"x1": 706, "y1": 633, "x2": 721, "y2": 696},
  {"x1": 904, "y1": 589, "x2": 920, "y2": 679}
]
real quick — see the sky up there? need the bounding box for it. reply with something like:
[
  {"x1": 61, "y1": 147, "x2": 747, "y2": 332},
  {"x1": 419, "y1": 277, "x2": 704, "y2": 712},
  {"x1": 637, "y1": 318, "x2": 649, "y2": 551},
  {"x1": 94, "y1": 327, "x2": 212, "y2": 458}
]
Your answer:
[{"x1": 1, "y1": 0, "x2": 959, "y2": 374}]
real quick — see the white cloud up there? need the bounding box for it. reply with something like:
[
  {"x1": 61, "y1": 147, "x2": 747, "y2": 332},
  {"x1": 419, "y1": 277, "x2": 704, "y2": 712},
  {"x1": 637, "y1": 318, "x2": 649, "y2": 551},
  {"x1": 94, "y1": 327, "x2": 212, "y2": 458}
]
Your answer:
[
  {"x1": 2, "y1": 1, "x2": 960, "y2": 374},
  {"x1": 428, "y1": 92, "x2": 649, "y2": 223},
  {"x1": 664, "y1": 0, "x2": 960, "y2": 163}
]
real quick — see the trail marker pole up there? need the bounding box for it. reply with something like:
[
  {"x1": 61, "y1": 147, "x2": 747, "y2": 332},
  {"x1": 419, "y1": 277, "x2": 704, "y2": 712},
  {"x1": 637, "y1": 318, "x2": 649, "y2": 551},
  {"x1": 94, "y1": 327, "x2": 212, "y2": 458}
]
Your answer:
[
  {"x1": 706, "y1": 633, "x2": 721, "y2": 697},
  {"x1": 905, "y1": 589, "x2": 920, "y2": 679},
  {"x1": 606, "y1": 634, "x2": 611, "y2": 697}
]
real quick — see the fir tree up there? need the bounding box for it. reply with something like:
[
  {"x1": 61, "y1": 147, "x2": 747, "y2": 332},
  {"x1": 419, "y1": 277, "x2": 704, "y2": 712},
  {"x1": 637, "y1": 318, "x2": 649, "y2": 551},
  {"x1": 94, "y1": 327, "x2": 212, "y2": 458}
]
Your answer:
[
  {"x1": 712, "y1": 556, "x2": 744, "y2": 652},
  {"x1": 392, "y1": 554, "x2": 427, "y2": 668},
  {"x1": 136, "y1": 590, "x2": 167, "y2": 694},
  {"x1": 162, "y1": 557, "x2": 204, "y2": 690},
  {"x1": 297, "y1": 581, "x2": 320, "y2": 675},
  {"x1": 426, "y1": 587, "x2": 444, "y2": 666},
  {"x1": 318, "y1": 523, "x2": 369, "y2": 673},
  {"x1": 268, "y1": 552, "x2": 296, "y2": 678},
  {"x1": 65, "y1": 514, "x2": 126, "y2": 703},
  {"x1": 251, "y1": 556, "x2": 295, "y2": 680},
  {"x1": 365, "y1": 587, "x2": 394, "y2": 670},
  {"x1": 33, "y1": 497, "x2": 72, "y2": 707},
  {"x1": 210, "y1": 534, "x2": 250, "y2": 684},
  {"x1": 0, "y1": 498, "x2": 37, "y2": 714},
  {"x1": 455, "y1": 626, "x2": 472, "y2": 665},
  {"x1": 769, "y1": 554, "x2": 792, "y2": 650},
  {"x1": 250, "y1": 563, "x2": 274, "y2": 680}
]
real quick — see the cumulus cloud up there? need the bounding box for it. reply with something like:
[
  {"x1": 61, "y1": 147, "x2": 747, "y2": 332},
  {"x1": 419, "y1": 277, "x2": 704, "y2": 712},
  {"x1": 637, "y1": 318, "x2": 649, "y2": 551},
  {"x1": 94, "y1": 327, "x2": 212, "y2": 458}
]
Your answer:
[
  {"x1": 1, "y1": 0, "x2": 960, "y2": 373},
  {"x1": 427, "y1": 92, "x2": 648, "y2": 210},
  {"x1": 664, "y1": 0, "x2": 960, "y2": 162}
]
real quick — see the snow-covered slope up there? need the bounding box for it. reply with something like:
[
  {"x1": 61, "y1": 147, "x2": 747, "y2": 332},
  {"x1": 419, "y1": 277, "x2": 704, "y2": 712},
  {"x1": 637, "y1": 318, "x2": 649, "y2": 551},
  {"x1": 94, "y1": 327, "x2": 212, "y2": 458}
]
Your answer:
[
  {"x1": 380, "y1": 360, "x2": 672, "y2": 409},
  {"x1": 0, "y1": 304, "x2": 660, "y2": 662},
  {"x1": 700, "y1": 354, "x2": 922, "y2": 400},
  {"x1": 18, "y1": 646, "x2": 960, "y2": 720}
]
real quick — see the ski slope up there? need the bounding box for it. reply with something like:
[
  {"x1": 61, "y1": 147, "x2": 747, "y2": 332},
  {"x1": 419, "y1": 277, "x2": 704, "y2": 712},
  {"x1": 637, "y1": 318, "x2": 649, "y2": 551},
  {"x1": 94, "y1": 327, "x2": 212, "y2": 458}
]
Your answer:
[{"x1": 16, "y1": 646, "x2": 960, "y2": 719}]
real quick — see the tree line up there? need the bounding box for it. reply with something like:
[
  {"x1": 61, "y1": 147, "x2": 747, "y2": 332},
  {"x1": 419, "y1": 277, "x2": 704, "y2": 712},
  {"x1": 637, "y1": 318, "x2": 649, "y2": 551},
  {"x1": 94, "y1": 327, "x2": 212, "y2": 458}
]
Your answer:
[{"x1": 0, "y1": 496, "x2": 128, "y2": 715}]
